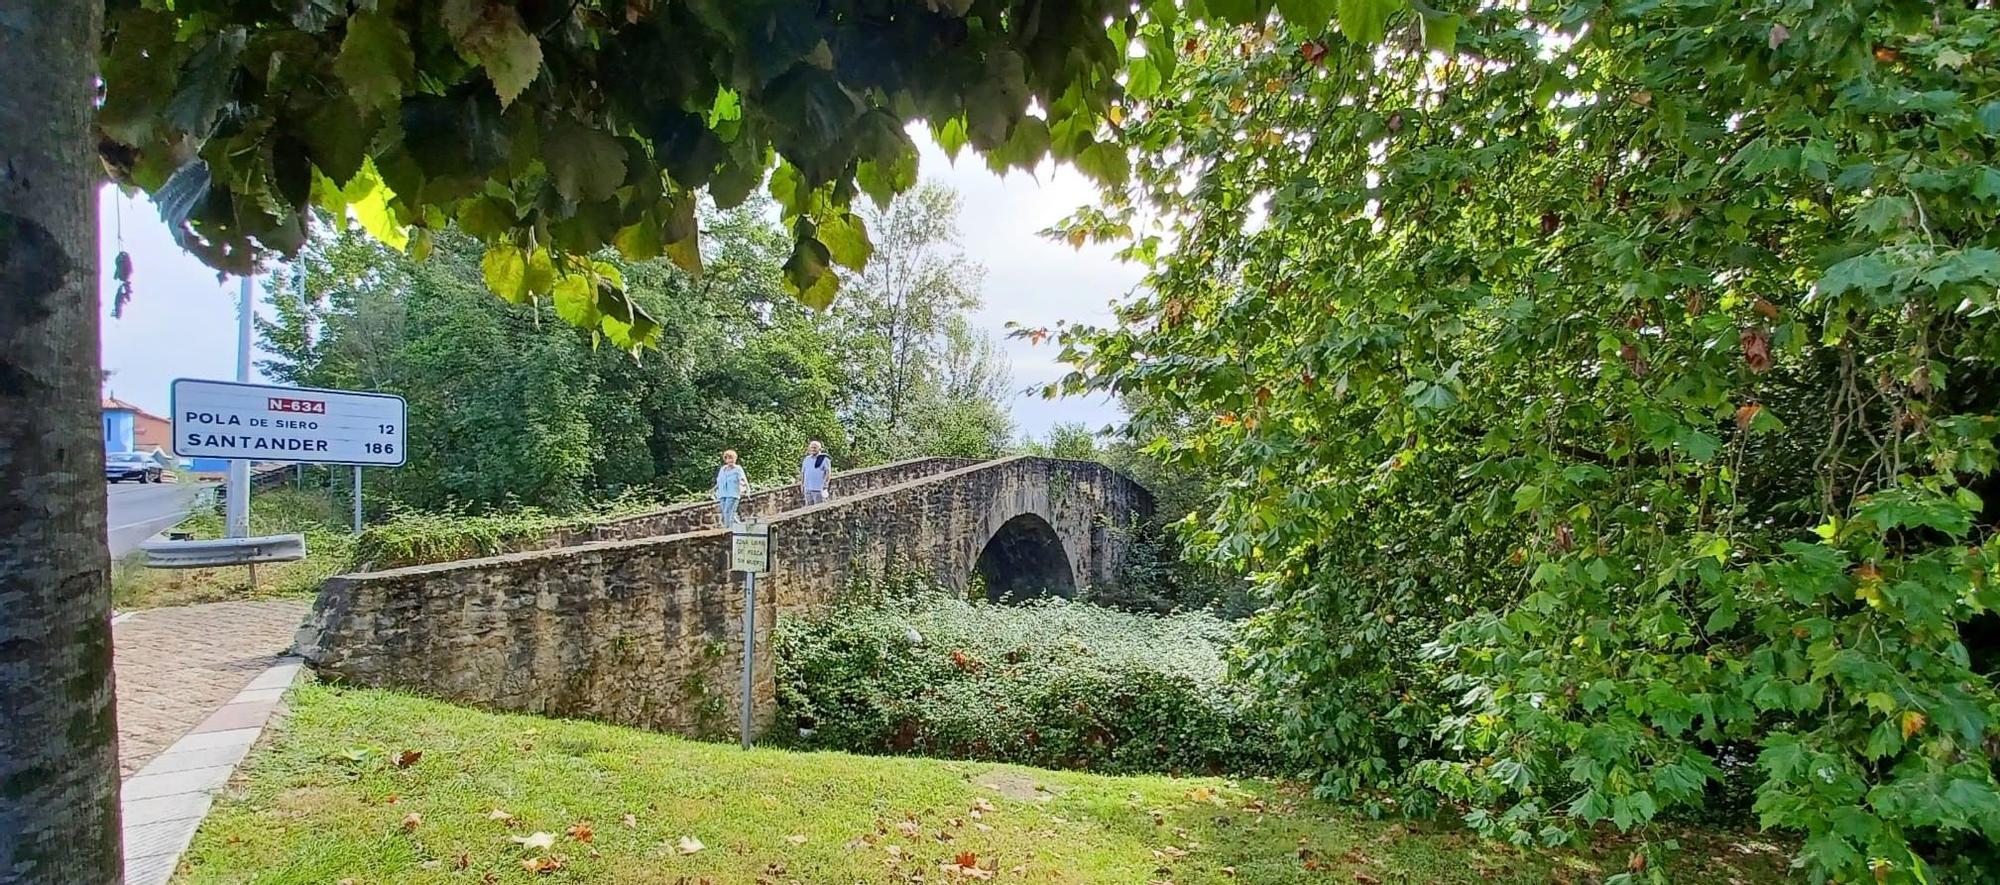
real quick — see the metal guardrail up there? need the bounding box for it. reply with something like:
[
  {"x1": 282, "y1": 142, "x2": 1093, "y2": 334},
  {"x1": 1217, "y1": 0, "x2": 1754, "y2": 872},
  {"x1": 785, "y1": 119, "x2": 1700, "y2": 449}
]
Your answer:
[{"x1": 141, "y1": 534, "x2": 307, "y2": 569}]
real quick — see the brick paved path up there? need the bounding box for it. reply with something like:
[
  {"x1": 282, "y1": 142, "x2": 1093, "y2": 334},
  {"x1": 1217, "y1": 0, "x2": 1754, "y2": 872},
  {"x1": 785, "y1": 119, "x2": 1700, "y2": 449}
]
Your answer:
[{"x1": 113, "y1": 599, "x2": 313, "y2": 776}]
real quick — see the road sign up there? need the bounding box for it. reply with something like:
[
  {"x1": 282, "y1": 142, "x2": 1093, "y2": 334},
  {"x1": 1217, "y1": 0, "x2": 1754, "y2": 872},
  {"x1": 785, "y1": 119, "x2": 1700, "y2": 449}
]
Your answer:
[
  {"x1": 731, "y1": 522, "x2": 770, "y2": 573},
  {"x1": 171, "y1": 378, "x2": 407, "y2": 466}
]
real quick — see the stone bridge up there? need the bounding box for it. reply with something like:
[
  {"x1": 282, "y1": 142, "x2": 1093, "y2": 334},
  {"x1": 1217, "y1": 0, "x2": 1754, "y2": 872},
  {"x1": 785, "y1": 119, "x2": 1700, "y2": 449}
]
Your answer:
[{"x1": 297, "y1": 456, "x2": 1152, "y2": 738}]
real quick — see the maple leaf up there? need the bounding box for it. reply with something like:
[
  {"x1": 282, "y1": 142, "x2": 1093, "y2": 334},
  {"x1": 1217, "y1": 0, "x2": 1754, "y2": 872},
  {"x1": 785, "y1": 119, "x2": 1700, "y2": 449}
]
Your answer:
[
  {"x1": 511, "y1": 832, "x2": 556, "y2": 850},
  {"x1": 676, "y1": 835, "x2": 706, "y2": 854},
  {"x1": 401, "y1": 812, "x2": 422, "y2": 831},
  {"x1": 622, "y1": 813, "x2": 638, "y2": 828},
  {"x1": 567, "y1": 822, "x2": 594, "y2": 843},
  {"x1": 786, "y1": 834, "x2": 808, "y2": 845},
  {"x1": 393, "y1": 749, "x2": 422, "y2": 768},
  {"x1": 1768, "y1": 23, "x2": 1790, "y2": 50},
  {"x1": 1901, "y1": 710, "x2": 1927, "y2": 739},
  {"x1": 488, "y1": 808, "x2": 516, "y2": 823}
]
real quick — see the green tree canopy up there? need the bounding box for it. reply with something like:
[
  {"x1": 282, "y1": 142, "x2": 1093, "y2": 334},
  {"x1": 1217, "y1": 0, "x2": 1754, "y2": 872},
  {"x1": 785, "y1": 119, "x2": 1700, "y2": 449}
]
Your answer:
[{"x1": 1054, "y1": 1, "x2": 2000, "y2": 880}]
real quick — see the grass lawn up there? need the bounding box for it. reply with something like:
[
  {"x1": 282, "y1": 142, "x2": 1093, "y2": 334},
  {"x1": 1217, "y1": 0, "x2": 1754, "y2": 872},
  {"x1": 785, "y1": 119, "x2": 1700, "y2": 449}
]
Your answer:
[
  {"x1": 177, "y1": 685, "x2": 1793, "y2": 884},
  {"x1": 113, "y1": 489, "x2": 355, "y2": 611}
]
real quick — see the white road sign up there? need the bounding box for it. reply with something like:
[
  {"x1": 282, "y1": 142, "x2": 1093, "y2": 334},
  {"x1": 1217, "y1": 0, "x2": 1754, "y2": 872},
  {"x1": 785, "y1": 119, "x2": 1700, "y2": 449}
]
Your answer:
[
  {"x1": 171, "y1": 378, "x2": 407, "y2": 466},
  {"x1": 731, "y1": 522, "x2": 770, "y2": 573}
]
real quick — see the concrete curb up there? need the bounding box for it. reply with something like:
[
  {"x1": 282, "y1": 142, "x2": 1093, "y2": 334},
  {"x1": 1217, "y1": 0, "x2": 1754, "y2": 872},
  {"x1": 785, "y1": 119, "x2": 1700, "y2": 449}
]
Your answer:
[{"x1": 121, "y1": 656, "x2": 304, "y2": 885}]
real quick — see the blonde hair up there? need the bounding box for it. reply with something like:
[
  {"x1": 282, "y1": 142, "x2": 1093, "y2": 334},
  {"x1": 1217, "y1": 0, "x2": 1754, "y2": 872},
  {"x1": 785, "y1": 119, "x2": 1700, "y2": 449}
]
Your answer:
[{"x1": 721, "y1": 449, "x2": 738, "y2": 461}]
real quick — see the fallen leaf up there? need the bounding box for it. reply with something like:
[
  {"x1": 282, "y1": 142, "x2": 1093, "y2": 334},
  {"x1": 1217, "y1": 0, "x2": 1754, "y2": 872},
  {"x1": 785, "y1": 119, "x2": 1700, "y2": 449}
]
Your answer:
[
  {"x1": 786, "y1": 834, "x2": 808, "y2": 845},
  {"x1": 454, "y1": 852, "x2": 470, "y2": 870},
  {"x1": 676, "y1": 835, "x2": 706, "y2": 855},
  {"x1": 567, "y1": 822, "x2": 594, "y2": 843},
  {"x1": 511, "y1": 832, "x2": 556, "y2": 850},
  {"x1": 520, "y1": 855, "x2": 564, "y2": 874},
  {"x1": 1355, "y1": 874, "x2": 1382, "y2": 884},
  {"x1": 897, "y1": 819, "x2": 923, "y2": 837},
  {"x1": 393, "y1": 749, "x2": 423, "y2": 768},
  {"x1": 622, "y1": 813, "x2": 637, "y2": 828},
  {"x1": 489, "y1": 808, "x2": 516, "y2": 823},
  {"x1": 885, "y1": 845, "x2": 904, "y2": 859},
  {"x1": 401, "y1": 812, "x2": 422, "y2": 831},
  {"x1": 971, "y1": 798, "x2": 996, "y2": 813}
]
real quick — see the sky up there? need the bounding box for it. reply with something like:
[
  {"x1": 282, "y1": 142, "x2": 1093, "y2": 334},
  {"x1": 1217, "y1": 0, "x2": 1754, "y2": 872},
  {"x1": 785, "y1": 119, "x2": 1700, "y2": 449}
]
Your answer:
[{"x1": 95, "y1": 131, "x2": 1142, "y2": 440}]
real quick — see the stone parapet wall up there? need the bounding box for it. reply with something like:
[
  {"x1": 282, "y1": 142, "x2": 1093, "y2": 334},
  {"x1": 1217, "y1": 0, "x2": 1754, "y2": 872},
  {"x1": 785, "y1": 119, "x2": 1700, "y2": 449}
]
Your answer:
[
  {"x1": 582, "y1": 456, "x2": 980, "y2": 543},
  {"x1": 300, "y1": 456, "x2": 1151, "y2": 740},
  {"x1": 300, "y1": 527, "x2": 764, "y2": 738}
]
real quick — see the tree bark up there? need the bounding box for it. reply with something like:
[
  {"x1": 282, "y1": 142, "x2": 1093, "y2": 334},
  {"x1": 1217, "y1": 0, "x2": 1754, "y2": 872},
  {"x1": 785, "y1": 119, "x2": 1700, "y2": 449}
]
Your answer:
[{"x1": 0, "y1": 1, "x2": 124, "y2": 882}]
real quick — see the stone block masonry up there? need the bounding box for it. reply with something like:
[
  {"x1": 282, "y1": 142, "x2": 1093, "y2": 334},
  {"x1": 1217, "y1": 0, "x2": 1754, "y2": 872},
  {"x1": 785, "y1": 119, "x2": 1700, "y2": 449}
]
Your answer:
[{"x1": 300, "y1": 456, "x2": 1151, "y2": 739}]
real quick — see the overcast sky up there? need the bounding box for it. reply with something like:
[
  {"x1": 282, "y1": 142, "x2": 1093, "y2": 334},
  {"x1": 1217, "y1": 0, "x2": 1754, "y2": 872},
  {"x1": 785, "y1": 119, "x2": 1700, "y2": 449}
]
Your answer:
[{"x1": 96, "y1": 129, "x2": 1141, "y2": 440}]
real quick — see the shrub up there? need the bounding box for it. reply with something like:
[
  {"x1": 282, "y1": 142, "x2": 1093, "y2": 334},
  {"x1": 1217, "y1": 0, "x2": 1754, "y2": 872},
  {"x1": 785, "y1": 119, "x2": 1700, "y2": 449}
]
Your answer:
[{"x1": 773, "y1": 590, "x2": 1288, "y2": 776}]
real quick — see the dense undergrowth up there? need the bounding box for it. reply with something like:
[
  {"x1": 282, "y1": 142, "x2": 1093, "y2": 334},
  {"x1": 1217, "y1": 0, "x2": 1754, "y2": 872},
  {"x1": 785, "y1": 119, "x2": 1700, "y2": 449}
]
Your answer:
[{"x1": 774, "y1": 588, "x2": 1287, "y2": 777}]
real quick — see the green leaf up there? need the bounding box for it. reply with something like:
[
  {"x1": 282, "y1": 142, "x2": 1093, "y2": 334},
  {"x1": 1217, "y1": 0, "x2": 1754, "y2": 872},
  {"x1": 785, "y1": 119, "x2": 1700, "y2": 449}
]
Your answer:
[
  {"x1": 1980, "y1": 101, "x2": 2000, "y2": 134},
  {"x1": 612, "y1": 216, "x2": 664, "y2": 261},
  {"x1": 1274, "y1": 0, "x2": 1337, "y2": 25},
  {"x1": 1074, "y1": 141, "x2": 1131, "y2": 187},
  {"x1": 299, "y1": 97, "x2": 375, "y2": 186},
  {"x1": 818, "y1": 213, "x2": 874, "y2": 271},
  {"x1": 481, "y1": 244, "x2": 532, "y2": 303},
  {"x1": 1207, "y1": 0, "x2": 1269, "y2": 26},
  {"x1": 333, "y1": 11, "x2": 413, "y2": 111},
  {"x1": 544, "y1": 125, "x2": 627, "y2": 202},
  {"x1": 1854, "y1": 195, "x2": 1911, "y2": 234},
  {"x1": 342, "y1": 158, "x2": 407, "y2": 251},
  {"x1": 1972, "y1": 167, "x2": 2000, "y2": 203},
  {"x1": 164, "y1": 28, "x2": 247, "y2": 136},
  {"x1": 457, "y1": 196, "x2": 518, "y2": 239},
  {"x1": 934, "y1": 116, "x2": 970, "y2": 161},
  {"x1": 784, "y1": 235, "x2": 837, "y2": 309},
  {"x1": 551, "y1": 272, "x2": 599, "y2": 328},
  {"x1": 1335, "y1": 0, "x2": 1398, "y2": 44},
  {"x1": 1418, "y1": 7, "x2": 1461, "y2": 53}
]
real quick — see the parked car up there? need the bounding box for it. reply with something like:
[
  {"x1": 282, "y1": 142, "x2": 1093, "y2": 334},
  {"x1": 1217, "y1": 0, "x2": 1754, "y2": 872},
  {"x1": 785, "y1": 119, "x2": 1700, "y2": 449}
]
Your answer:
[{"x1": 105, "y1": 451, "x2": 163, "y2": 483}]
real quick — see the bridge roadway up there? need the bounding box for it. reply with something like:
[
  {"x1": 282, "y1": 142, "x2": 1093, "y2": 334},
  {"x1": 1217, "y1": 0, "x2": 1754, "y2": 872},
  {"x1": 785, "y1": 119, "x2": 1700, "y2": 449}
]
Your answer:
[{"x1": 298, "y1": 455, "x2": 1152, "y2": 738}]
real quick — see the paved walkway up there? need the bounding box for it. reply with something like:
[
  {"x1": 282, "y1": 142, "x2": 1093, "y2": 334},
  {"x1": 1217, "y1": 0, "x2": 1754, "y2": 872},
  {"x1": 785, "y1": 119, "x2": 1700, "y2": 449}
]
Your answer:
[
  {"x1": 113, "y1": 599, "x2": 311, "y2": 774},
  {"x1": 112, "y1": 599, "x2": 313, "y2": 885}
]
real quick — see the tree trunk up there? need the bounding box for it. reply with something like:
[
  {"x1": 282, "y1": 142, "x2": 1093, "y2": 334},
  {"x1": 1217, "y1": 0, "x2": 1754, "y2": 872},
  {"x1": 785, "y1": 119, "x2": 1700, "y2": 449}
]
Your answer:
[{"x1": 0, "y1": 1, "x2": 124, "y2": 882}]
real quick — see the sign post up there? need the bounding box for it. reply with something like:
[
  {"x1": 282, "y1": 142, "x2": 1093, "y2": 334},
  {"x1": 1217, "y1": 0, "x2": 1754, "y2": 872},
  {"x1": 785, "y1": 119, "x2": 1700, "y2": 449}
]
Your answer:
[{"x1": 730, "y1": 522, "x2": 770, "y2": 749}]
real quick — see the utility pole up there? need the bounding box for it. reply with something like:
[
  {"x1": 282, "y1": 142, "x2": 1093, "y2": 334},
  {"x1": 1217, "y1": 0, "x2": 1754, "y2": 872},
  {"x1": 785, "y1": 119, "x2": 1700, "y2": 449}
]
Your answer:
[{"x1": 225, "y1": 275, "x2": 252, "y2": 539}]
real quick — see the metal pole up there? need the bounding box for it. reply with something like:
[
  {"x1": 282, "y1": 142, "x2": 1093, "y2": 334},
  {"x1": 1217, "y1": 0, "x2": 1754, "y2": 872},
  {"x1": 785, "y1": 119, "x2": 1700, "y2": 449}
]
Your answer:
[
  {"x1": 352, "y1": 465, "x2": 363, "y2": 534},
  {"x1": 225, "y1": 275, "x2": 253, "y2": 538},
  {"x1": 740, "y1": 569, "x2": 756, "y2": 749}
]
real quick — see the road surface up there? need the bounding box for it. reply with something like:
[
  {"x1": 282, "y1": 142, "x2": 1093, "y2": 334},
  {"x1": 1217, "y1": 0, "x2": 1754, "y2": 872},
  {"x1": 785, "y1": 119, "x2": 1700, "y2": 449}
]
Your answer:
[{"x1": 107, "y1": 481, "x2": 209, "y2": 558}]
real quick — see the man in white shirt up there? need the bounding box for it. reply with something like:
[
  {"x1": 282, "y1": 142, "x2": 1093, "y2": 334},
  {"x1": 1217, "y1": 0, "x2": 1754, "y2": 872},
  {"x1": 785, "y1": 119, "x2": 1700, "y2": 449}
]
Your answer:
[{"x1": 800, "y1": 440, "x2": 833, "y2": 505}]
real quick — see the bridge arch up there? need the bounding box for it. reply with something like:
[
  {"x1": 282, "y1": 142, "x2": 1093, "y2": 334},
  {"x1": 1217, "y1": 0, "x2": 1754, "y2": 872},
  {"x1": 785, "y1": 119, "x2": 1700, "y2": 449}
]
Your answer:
[{"x1": 974, "y1": 512, "x2": 1077, "y2": 602}]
